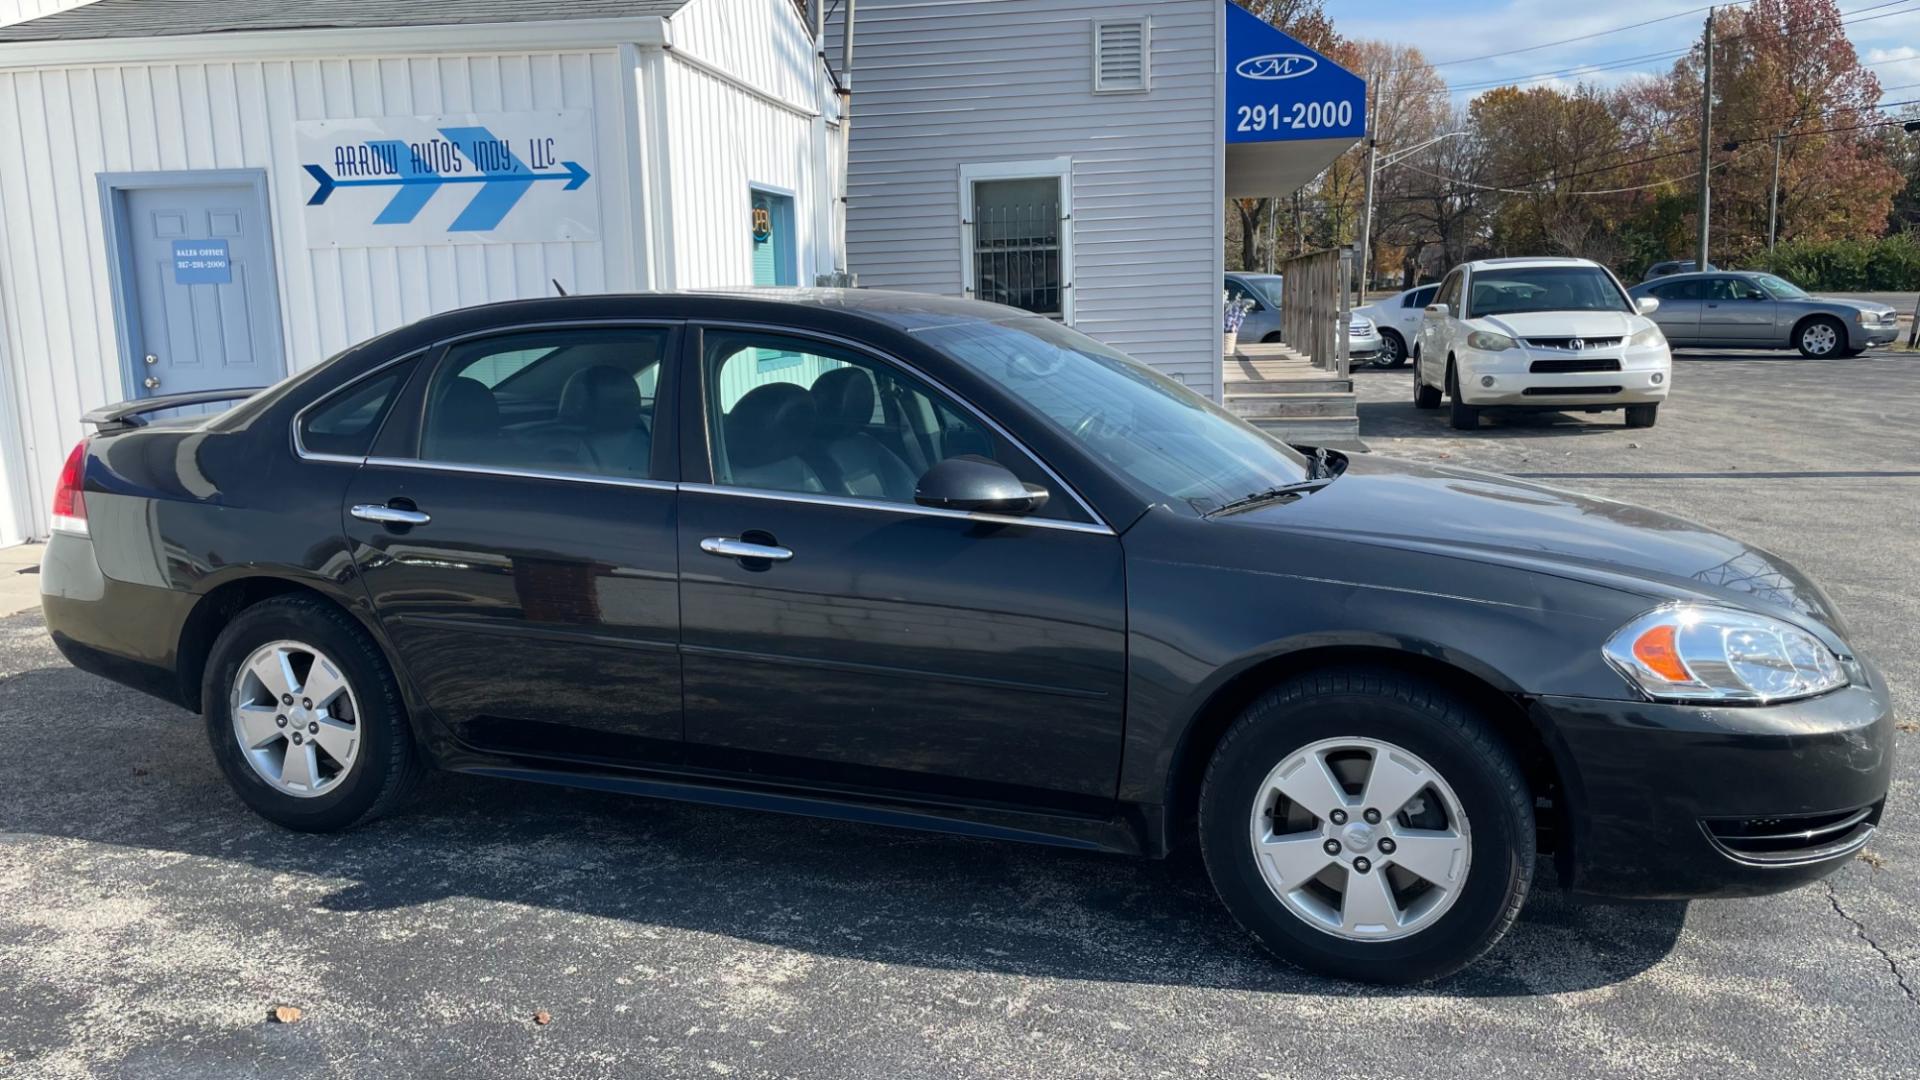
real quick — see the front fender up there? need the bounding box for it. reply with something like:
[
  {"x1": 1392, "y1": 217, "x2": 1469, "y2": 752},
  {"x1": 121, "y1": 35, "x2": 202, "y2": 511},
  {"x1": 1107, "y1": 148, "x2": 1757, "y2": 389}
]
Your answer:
[{"x1": 1115, "y1": 508, "x2": 1651, "y2": 803}]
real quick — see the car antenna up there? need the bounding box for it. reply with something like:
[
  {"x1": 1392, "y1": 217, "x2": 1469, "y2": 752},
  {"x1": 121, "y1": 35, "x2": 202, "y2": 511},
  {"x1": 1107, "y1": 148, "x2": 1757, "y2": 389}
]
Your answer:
[{"x1": 552, "y1": 278, "x2": 568, "y2": 297}]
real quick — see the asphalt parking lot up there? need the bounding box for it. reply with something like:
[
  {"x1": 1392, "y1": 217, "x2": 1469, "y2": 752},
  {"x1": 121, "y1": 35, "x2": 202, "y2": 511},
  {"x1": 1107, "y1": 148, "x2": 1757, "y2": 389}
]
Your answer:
[{"x1": 2, "y1": 349, "x2": 1915, "y2": 1079}]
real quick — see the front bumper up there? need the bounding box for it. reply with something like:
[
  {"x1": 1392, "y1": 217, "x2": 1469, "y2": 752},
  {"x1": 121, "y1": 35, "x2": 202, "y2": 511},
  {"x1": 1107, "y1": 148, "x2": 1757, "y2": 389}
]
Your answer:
[
  {"x1": 1348, "y1": 330, "x2": 1383, "y2": 360},
  {"x1": 1538, "y1": 670, "x2": 1894, "y2": 899},
  {"x1": 1456, "y1": 344, "x2": 1670, "y2": 407},
  {"x1": 1853, "y1": 323, "x2": 1900, "y2": 349}
]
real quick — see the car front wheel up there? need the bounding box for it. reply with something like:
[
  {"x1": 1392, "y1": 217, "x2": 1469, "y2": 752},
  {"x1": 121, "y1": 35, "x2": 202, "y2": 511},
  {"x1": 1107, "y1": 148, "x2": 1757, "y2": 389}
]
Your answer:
[
  {"x1": 1412, "y1": 359, "x2": 1441, "y2": 409},
  {"x1": 1198, "y1": 668, "x2": 1535, "y2": 983},
  {"x1": 203, "y1": 595, "x2": 424, "y2": 832},
  {"x1": 1625, "y1": 403, "x2": 1659, "y2": 428},
  {"x1": 1446, "y1": 365, "x2": 1480, "y2": 430},
  {"x1": 1379, "y1": 330, "x2": 1408, "y2": 367},
  {"x1": 1796, "y1": 317, "x2": 1845, "y2": 358}
]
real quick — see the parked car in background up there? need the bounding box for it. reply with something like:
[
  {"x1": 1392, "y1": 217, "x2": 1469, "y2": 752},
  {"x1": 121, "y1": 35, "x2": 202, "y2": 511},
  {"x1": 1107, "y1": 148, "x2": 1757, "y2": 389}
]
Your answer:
[
  {"x1": 1354, "y1": 283, "x2": 1439, "y2": 367},
  {"x1": 1627, "y1": 271, "x2": 1901, "y2": 358},
  {"x1": 1643, "y1": 259, "x2": 1716, "y2": 281},
  {"x1": 40, "y1": 290, "x2": 1891, "y2": 985},
  {"x1": 1414, "y1": 257, "x2": 1672, "y2": 430},
  {"x1": 1227, "y1": 274, "x2": 1384, "y2": 366}
]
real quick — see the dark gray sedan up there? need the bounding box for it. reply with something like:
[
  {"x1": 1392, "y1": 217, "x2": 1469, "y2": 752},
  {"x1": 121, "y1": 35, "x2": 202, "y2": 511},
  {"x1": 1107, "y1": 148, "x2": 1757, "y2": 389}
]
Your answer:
[{"x1": 1628, "y1": 271, "x2": 1901, "y2": 357}]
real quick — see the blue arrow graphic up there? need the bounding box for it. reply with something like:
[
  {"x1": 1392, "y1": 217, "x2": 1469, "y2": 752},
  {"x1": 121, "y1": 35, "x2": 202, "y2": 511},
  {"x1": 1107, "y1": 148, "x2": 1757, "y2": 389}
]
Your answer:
[{"x1": 302, "y1": 126, "x2": 590, "y2": 233}]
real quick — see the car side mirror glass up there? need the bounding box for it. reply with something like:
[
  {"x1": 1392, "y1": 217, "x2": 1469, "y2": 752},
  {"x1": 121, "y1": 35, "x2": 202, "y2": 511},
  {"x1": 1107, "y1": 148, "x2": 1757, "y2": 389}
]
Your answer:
[
  {"x1": 915, "y1": 455, "x2": 1049, "y2": 516},
  {"x1": 1425, "y1": 303, "x2": 1449, "y2": 318},
  {"x1": 1636, "y1": 296, "x2": 1660, "y2": 315}
]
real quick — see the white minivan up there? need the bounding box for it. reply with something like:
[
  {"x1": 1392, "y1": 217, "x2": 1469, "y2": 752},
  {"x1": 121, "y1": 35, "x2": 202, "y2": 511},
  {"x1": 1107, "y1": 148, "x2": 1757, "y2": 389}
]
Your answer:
[{"x1": 1414, "y1": 257, "x2": 1672, "y2": 430}]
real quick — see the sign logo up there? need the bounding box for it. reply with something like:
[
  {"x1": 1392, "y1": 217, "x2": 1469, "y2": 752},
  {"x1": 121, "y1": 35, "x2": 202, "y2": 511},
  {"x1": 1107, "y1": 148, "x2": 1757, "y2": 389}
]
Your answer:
[
  {"x1": 1234, "y1": 52, "x2": 1319, "y2": 80},
  {"x1": 303, "y1": 126, "x2": 590, "y2": 233},
  {"x1": 752, "y1": 204, "x2": 773, "y2": 242}
]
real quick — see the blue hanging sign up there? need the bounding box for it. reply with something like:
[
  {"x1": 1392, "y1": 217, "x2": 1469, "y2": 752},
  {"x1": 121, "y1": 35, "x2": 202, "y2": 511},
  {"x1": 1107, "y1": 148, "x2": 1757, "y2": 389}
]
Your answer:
[
  {"x1": 1225, "y1": 2, "x2": 1366, "y2": 144},
  {"x1": 172, "y1": 239, "x2": 232, "y2": 285}
]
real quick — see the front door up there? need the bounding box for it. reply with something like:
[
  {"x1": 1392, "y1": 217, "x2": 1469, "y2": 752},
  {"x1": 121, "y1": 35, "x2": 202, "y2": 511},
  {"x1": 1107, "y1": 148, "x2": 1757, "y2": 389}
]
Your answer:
[
  {"x1": 115, "y1": 177, "x2": 285, "y2": 398},
  {"x1": 1700, "y1": 276, "x2": 1776, "y2": 343},
  {"x1": 344, "y1": 323, "x2": 684, "y2": 760},
  {"x1": 676, "y1": 326, "x2": 1128, "y2": 808}
]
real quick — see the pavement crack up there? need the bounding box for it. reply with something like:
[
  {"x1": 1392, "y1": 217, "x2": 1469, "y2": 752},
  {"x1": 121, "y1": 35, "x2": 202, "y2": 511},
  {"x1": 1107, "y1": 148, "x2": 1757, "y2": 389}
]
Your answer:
[{"x1": 1826, "y1": 880, "x2": 1918, "y2": 1009}]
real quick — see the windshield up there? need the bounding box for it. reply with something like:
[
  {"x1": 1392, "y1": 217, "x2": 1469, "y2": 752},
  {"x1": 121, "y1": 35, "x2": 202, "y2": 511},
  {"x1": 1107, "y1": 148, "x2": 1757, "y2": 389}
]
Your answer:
[
  {"x1": 1248, "y1": 277, "x2": 1284, "y2": 307},
  {"x1": 1468, "y1": 266, "x2": 1630, "y2": 318},
  {"x1": 1754, "y1": 274, "x2": 1810, "y2": 300},
  {"x1": 916, "y1": 317, "x2": 1310, "y2": 514}
]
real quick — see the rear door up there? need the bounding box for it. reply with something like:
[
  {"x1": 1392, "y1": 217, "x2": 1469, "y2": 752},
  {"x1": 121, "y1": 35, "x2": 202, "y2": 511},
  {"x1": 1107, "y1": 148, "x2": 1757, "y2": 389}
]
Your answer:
[
  {"x1": 1646, "y1": 278, "x2": 1704, "y2": 344},
  {"x1": 1395, "y1": 285, "x2": 1437, "y2": 339},
  {"x1": 674, "y1": 325, "x2": 1128, "y2": 807},
  {"x1": 342, "y1": 322, "x2": 684, "y2": 760}
]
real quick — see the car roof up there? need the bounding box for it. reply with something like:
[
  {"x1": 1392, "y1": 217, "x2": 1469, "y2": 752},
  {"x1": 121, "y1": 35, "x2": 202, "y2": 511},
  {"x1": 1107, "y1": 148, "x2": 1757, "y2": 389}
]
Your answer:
[
  {"x1": 1635, "y1": 270, "x2": 1762, "y2": 285},
  {"x1": 1228, "y1": 272, "x2": 1282, "y2": 282},
  {"x1": 1465, "y1": 256, "x2": 1599, "y2": 272}
]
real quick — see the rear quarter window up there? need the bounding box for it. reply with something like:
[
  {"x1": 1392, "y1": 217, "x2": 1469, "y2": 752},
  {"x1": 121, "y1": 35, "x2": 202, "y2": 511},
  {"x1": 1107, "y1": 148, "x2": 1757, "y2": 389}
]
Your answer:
[{"x1": 296, "y1": 360, "x2": 416, "y2": 458}]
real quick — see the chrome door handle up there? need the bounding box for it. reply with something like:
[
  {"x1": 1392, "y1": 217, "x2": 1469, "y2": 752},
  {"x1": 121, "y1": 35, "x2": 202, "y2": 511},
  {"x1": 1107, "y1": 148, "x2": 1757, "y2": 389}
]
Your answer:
[
  {"x1": 700, "y1": 537, "x2": 793, "y2": 562},
  {"x1": 351, "y1": 504, "x2": 432, "y2": 526}
]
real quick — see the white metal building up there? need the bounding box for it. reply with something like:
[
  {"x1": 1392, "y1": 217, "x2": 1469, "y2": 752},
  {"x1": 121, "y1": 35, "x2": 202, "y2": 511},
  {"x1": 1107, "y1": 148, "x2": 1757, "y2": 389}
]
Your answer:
[{"x1": 0, "y1": 0, "x2": 838, "y2": 542}]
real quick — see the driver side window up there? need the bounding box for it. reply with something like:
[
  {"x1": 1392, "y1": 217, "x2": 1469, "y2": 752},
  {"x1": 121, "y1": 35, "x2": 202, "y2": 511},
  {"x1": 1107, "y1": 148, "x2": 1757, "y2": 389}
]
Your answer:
[{"x1": 703, "y1": 331, "x2": 1064, "y2": 513}]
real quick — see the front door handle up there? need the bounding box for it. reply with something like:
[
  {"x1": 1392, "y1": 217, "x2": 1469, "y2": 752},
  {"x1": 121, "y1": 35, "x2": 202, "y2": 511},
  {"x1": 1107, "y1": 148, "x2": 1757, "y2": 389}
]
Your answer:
[
  {"x1": 351, "y1": 504, "x2": 432, "y2": 526},
  {"x1": 700, "y1": 536, "x2": 794, "y2": 562}
]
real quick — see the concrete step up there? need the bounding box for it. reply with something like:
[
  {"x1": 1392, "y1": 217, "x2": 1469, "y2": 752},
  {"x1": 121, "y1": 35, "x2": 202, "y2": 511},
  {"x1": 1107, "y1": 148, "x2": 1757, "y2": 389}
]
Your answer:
[
  {"x1": 1244, "y1": 415, "x2": 1362, "y2": 445},
  {"x1": 1226, "y1": 391, "x2": 1356, "y2": 419},
  {"x1": 1224, "y1": 376, "x2": 1352, "y2": 395}
]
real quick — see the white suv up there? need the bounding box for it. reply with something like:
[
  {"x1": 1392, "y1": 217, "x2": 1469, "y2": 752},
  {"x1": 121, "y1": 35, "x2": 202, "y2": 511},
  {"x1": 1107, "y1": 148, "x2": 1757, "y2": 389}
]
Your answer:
[{"x1": 1413, "y1": 257, "x2": 1671, "y2": 430}]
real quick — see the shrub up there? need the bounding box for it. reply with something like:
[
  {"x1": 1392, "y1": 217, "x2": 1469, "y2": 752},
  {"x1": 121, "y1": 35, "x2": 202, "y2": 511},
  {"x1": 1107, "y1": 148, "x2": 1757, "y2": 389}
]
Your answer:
[{"x1": 1762, "y1": 233, "x2": 1920, "y2": 290}]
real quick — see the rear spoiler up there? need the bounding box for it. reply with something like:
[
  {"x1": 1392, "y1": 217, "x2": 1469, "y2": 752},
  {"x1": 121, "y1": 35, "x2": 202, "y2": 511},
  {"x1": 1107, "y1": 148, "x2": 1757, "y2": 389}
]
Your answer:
[{"x1": 82, "y1": 388, "x2": 265, "y2": 432}]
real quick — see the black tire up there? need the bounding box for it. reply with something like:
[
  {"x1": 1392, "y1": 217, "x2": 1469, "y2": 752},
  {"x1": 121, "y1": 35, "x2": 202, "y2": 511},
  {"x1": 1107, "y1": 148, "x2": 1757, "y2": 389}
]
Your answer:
[
  {"x1": 1795, "y1": 316, "x2": 1846, "y2": 359},
  {"x1": 1412, "y1": 358, "x2": 1442, "y2": 409},
  {"x1": 1197, "y1": 667, "x2": 1536, "y2": 984},
  {"x1": 1446, "y1": 365, "x2": 1480, "y2": 430},
  {"x1": 1624, "y1": 403, "x2": 1659, "y2": 428},
  {"x1": 1379, "y1": 330, "x2": 1408, "y2": 368},
  {"x1": 202, "y1": 595, "x2": 424, "y2": 832},
  {"x1": 1262, "y1": 332, "x2": 1283, "y2": 344}
]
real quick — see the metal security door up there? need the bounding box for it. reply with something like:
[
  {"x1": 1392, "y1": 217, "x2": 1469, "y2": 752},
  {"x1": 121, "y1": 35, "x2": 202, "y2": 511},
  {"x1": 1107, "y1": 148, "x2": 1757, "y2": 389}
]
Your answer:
[{"x1": 112, "y1": 176, "x2": 286, "y2": 398}]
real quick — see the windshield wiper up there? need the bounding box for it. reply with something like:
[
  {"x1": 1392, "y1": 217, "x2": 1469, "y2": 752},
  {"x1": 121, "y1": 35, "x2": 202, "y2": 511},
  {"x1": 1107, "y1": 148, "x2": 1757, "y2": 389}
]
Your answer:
[{"x1": 1204, "y1": 479, "x2": 1333, "y2": 518}]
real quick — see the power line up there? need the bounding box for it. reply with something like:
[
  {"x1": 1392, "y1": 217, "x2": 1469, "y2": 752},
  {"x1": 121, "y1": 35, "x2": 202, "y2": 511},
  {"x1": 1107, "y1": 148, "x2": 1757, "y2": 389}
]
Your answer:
[{"x1": 1411, "y1": 4, "x2": 1737, "y2": 70}]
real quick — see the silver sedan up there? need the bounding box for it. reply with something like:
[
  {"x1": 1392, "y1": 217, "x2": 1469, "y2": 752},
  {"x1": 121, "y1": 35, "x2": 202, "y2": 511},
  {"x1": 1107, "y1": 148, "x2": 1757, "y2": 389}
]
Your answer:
[{"x1": 1627, "y1": 271, "x2": 1900, "y2": 358}]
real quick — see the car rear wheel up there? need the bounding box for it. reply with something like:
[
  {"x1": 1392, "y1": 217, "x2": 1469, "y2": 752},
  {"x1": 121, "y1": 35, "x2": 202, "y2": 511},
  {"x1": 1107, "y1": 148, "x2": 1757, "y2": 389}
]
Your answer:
[
  {"x1": 1198, "y1": 668, "x2": 1535, "y2": 984},
  {"x1": 1446, "y1": 365, "x2": 1480, "y2": 430},
  {"x1": 1625, "y1": 403, "x2": 1659, "y2": 428},
  {"x1": 203, "y1": 595, "x2": 423, "y2": 832},
  {"x1": 1796, "y1": 317, "x2": 1844, "y2": 358}
]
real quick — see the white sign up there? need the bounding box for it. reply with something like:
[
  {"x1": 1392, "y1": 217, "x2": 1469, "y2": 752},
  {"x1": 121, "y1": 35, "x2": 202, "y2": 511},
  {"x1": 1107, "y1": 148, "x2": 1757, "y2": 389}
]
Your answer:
[{"x1": 296, "y1": 111, "x2": 599, "y2": 247}]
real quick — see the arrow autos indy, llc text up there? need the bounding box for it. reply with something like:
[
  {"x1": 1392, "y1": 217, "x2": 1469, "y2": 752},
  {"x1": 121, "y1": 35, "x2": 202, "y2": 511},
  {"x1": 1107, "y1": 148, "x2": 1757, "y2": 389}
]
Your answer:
[{"x1": 330, "y1": 133, "x2": 565, "y2": 179}]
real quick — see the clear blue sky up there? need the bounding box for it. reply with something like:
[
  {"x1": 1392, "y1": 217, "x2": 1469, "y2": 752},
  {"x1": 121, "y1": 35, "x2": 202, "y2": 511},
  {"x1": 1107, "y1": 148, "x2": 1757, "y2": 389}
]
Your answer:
[{"x1": 1318, "y1": 0, "x2": 1920, "y2": 104}]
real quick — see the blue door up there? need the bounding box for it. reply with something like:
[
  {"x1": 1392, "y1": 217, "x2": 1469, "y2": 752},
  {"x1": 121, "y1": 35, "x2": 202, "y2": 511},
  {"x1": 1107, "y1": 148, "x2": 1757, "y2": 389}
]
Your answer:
[
  {"x1": 118, "y1": 179, "x2": 285, "y2": 398},
  {"x1": 750, "y1": 189, "x2": 796, "y2": 287}
]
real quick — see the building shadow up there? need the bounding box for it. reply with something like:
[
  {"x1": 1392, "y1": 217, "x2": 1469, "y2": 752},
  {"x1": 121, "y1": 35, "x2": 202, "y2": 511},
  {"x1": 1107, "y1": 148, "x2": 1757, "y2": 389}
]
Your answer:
[{"x1": 0, "y1": 662, "x2": 1687, "y2": 999}]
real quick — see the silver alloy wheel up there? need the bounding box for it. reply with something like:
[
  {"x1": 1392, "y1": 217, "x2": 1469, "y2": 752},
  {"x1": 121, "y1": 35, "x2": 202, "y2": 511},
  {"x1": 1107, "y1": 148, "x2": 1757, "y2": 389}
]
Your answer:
[
  {"x1": 1802, "y1": 322, "x2": 1838, "y2": 356},
  {"x1": 1381, "y1": 333, "x2": 1404, "y2": 365},
  {"x1": 1247, "y1": 737, "x2": 1471, "y2": 941},
  {"x1": 230, "y1": 639, "x2": 361, "y2": 799}
]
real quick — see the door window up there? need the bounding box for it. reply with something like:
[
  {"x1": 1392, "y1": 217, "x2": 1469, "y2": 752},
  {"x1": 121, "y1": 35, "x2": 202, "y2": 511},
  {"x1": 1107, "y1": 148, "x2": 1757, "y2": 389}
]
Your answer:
[
  {"x1": 1405, "y1": 285, "x2": 1438, "y2": 308},
  {"x1": 418, "y1": 328, "x2": 669, "y2": 479},
  {"x1": 1707, "y1": 277, "x2": 1767, "y2": 301},
  {"x1": 1225, "y1": 278, "x2": 1263, "y2": 309},
  {"x1": 702, "y1": 330, "x2": 1070, "y2": 514},
  {"x1": 1435, "y1": 272, "x2": 1462, "y2": 312},
  {"x1": 1651, "y1": 279, "x2": 1705, "y2": 301}
]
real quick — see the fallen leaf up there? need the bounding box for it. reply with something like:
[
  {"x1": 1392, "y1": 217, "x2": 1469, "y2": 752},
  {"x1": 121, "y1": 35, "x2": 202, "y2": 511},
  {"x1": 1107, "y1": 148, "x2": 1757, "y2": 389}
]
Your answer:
[
  {"x1": 1895, "y1": 719, "x2": 1917, "y2": 734},
  {"x1": 1626, "y1": 442, "x2": 1641, "y2": 450},
  {"x1": 270, "y1": 1006, "x2": 303, "y2": 1024},
  {"x1": 1857, "y1": 850, "x2": 1887, "y2": 870},
  {"x1": 533, "y1": 1010, "x2": 552, "y2": 1026}
]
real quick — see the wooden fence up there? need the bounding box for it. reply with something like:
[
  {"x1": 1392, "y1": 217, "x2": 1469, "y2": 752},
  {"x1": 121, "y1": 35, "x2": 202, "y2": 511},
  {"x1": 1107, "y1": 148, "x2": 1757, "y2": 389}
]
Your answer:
[{"x1": 1277, "y1": 248, "x2": 1352, "y2": 376}]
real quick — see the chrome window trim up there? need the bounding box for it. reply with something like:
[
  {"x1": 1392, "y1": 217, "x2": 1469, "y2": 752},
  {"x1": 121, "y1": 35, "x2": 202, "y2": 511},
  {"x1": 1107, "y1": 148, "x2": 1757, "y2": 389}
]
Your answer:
[
  {"x1": 692, "y1": 319, "x2": 1111, "y2": 532},
  {"x1": 362, "y1": 456, "x2": 678, "y2": 493},
  {"x1": 678, "y1": 482, "x2": 1115, "y2": 536}
]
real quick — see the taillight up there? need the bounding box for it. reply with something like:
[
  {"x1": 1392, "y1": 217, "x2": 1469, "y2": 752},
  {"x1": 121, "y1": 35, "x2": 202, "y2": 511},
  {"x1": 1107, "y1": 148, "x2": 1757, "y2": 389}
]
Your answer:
[{"x1": 51, "y1": 440, "x2": 88, "y2": 535}]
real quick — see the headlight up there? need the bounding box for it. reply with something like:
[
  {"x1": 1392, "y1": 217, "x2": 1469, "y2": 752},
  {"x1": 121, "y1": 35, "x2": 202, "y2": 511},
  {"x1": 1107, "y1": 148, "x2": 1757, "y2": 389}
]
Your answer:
[
  {"x1": 1603, "y1": 604, "x2": 1849, "y2": 704},
  {"x1": 1350, "y1": 317, "x2": 1375, "y2": 333},
  {"x1": 1629, "y1": 325, "x2": 1666, "y2": 347},
  {"x1": 1466, "y1": 330, "x2": 1516, "y2": 351}
]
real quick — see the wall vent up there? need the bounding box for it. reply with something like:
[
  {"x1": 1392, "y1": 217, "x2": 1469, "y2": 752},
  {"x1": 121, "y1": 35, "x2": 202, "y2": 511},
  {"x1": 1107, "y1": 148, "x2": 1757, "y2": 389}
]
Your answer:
[{"x1": 1092, "y1": 18, "x2": 1149, "y2": 94}]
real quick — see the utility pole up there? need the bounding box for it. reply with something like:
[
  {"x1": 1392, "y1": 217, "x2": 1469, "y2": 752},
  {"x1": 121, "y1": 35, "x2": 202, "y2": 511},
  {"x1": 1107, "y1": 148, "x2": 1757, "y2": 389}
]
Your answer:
[
  {"x1": 1767, "y1": 132, "x2": 1784, "y2": 268},
  {"x1": 1358, "y1": 136, "x2": 1378, "y2": 304},
  {"x1": 1696, "y1": 8, "x2": 1713, "y2": 269}
]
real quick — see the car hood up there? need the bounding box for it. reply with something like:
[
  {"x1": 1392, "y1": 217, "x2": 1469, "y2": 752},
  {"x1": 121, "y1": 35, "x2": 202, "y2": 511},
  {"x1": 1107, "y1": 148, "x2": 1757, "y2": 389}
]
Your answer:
[
  {"x1": 1471, "y1": 309, "x2": 1644, "y2": 339},
  {"x1": 1222, "y1": 453, "x2": 1846, "y2": 634},
  {"x1": 1813, "y1": 297, "x2": 1896, "y2": 317}
]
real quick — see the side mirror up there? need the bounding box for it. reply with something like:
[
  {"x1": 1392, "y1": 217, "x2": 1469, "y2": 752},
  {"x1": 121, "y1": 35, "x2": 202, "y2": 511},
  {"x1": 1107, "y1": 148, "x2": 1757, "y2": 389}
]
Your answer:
[
  {"x1": 1424, "y1": 303, "x2": 1449, "y2": 319},
  {"x1": 915, "y1": 455, "x2": 1049, "y2": 516},
  {"x1": 1636, "y1": 296, "x2": 1660, "y2": 315}
]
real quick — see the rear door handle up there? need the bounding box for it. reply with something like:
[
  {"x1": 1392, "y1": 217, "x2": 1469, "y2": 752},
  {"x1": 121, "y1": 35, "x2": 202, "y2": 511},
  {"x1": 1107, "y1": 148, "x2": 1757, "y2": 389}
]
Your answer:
[
  {"x1": 700, "y1": 536, "x2": 793, "y2": 562},
  {"x1": 351, "y1": 504, "x2": 432, "y2": 526}
]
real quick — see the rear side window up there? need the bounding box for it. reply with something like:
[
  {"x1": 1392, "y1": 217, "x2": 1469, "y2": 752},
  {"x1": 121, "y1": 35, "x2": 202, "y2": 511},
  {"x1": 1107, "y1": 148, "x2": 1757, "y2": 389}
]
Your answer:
[
  {"x1": 1404, "y1": 285, "x2": 1437, "y2": 308},
  {"x1": 297, "y1": 359, "x2": 416, "y2": 458},
  {"x1": 418, "y1": 327, "x2": 669, "y2": 480},
  {"x1": 1652, "y1": 279, "x2": 1703, "y2": 301}
]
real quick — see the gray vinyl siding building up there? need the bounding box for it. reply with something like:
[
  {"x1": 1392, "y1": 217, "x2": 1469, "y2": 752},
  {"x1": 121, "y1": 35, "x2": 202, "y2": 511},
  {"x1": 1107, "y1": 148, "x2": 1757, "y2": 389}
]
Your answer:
[{"x1": 836, "y1": 0, "x2": 1225, "y2": 398}]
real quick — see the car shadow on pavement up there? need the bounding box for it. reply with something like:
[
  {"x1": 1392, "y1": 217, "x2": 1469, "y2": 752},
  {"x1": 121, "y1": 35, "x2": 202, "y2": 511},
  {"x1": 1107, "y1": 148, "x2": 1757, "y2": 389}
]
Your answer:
[
  {"x1": 0, "y1": 661, "x2": 1688, "y2": 1000},
  {"x1": 1356, "y1": 399, "x2": 1636, "y2": 440}
]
